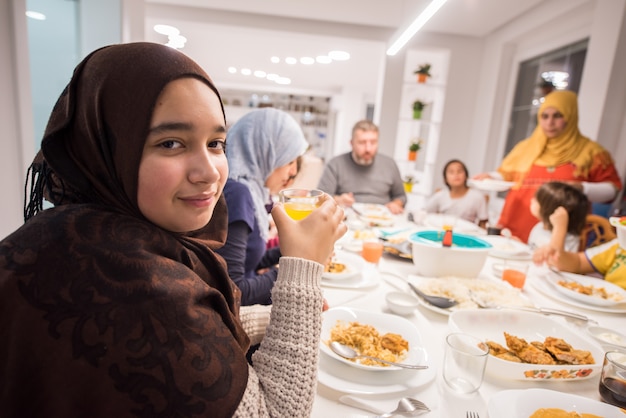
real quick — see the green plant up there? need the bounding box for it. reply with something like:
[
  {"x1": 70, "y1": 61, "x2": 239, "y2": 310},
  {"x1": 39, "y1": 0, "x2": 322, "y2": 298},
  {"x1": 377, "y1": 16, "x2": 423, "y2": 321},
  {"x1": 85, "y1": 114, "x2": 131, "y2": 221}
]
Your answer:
[
  {"x1": 413, "y1": 100, "x2": 428, "y2": 111},
  {"x1": 413, "y1": 63, "x2": 431, "y2": 76},
  {"x1": 409, "y1": 140, "x2": 422, "y2": 152},
  {"x1": 403, "y1": 175, "x2": 417, "y2": 184}
]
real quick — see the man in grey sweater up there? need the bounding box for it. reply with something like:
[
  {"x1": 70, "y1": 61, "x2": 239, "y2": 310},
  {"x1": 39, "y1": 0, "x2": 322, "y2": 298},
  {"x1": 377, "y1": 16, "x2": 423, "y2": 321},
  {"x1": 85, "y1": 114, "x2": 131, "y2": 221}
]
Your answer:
[{"x1": 317, "y1": 120, "x2": 406, "y2": 214}]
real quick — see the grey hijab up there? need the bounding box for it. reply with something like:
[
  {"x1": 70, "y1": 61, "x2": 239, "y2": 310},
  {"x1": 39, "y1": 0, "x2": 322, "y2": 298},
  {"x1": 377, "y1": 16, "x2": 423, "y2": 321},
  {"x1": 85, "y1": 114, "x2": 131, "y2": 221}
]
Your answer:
[{"x1": 226, "y1": 108, "x2": 308, "y2": 239}]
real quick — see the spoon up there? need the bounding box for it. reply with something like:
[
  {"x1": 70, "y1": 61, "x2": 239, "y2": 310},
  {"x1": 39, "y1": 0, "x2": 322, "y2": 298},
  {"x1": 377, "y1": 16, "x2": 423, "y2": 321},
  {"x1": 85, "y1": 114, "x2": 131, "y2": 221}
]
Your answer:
[
  {"x1": 407, "y1": 282, "x2": 458, "y2": 309},
  {"x1": 329, "y1": 341, "x2": 428, "y2": 370}
]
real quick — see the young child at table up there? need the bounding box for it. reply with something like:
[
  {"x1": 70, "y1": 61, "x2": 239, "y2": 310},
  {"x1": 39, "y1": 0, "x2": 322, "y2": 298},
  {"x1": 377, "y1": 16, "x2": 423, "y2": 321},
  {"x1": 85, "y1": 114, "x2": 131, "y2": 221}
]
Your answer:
[{"x1": 528, "y1": 181, "x2": 589, "y2": 251}]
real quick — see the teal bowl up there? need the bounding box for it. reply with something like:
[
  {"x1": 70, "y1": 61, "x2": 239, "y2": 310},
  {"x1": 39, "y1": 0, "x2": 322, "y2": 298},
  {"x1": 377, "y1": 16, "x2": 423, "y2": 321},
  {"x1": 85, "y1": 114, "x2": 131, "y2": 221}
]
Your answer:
[{"x1": 408, "y1": 230, "x2": 492, "y2": 277}]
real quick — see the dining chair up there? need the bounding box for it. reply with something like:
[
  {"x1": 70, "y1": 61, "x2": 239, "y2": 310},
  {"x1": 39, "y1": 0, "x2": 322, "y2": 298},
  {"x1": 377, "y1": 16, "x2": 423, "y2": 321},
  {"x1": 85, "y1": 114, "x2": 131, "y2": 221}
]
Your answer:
[{"x1": 579, "y1": 214, "x2": 617, "y2": 251}]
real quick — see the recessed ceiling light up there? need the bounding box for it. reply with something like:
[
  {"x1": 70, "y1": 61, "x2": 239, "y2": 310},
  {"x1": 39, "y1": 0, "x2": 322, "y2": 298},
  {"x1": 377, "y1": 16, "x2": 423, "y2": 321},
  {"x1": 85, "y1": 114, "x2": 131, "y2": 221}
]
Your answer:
[
  {"x1": 285, "y1": 57, "x2": 297, "y2": 65},
  {"x1": 154, "y1": 24, "x2": 180, "y2": 36},
  {"x1": 316, "y1": 55, "x2": 332, "y2": 64},
  {"x1": 276, "y1": 77, "x2": 291, "y2": 85},
  {"x1": 228, "y1": 67, "x2": 237, "y2": 74},
  {"x1": 266, "y1": 73, "x2": 279, "y2": 81},
  {"x1": 300, "y1": 57, "x2": 315, "y2": 65},
  {"x1": 254, "y1": 70, "x2": 267, "y2": 78},
  {"x1": 25, "y1": 11, "x2": 46, "y2": 20},
  {"x1": 328, "y1": 50, "x2": 350, "y2": 61},
  {"x1": 240, "y1": 68, "x2": 252, "y2": 76},
  {"x1": 270, "y1": 56, "x2": 280, "y2": 64},
  {"x1": 166, "y1": 34, "x2": 186, "y2": 49}
]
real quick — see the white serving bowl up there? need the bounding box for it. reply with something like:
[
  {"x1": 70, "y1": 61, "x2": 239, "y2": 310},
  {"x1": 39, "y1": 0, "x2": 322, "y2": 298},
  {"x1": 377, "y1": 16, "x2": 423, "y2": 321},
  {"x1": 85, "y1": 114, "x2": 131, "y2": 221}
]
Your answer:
[
  {"x1": 385, "y1": 291, "x2": 420, "y2": 315},
  {"x1": 449, "y1": 309, "x2": 603, "y2": 381},
  {"x1": 408, "y1": 231, "x2": 492, "y2": 277},
  {"x1": 609, "y1": 216, "x2": 626, "y2": 248}
]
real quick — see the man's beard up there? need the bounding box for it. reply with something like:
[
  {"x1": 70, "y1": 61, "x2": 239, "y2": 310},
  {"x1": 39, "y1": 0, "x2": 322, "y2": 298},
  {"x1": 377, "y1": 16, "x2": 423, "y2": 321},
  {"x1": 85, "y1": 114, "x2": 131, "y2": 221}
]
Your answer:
[{"x1": 352, "y1": 153, "x2": 374, "y2": 166}]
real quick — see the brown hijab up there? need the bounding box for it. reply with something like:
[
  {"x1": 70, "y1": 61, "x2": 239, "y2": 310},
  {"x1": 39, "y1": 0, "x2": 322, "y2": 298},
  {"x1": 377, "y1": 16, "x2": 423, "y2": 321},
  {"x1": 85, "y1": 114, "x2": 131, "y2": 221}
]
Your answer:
[{"x1": 1, "y1": 43, "x2": 249, "y2": 417}]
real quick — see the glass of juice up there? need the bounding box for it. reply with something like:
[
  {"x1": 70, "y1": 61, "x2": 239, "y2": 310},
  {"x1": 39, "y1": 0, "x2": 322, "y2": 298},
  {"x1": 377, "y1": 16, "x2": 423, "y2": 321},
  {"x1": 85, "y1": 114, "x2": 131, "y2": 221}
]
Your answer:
[
  {"x1": 599, "y1": 351, "x2": 626, "y2": 408},
  {"x1": 279, "y1": 188, "x2": 323, "y2": 220},
  {"x1": 362, "y1": 240, "x2": 384, "y2": 265},
  {"x1": 501, "y1": 261, "x2": 528, "y2": 289}
]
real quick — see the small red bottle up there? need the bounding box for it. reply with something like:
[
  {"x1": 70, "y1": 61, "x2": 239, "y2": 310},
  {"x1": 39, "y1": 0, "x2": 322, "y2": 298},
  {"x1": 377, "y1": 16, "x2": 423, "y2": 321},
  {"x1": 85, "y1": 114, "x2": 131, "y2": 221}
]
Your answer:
[{"x1": 442, "y1": 225, "x2": 453, "y2": 247}]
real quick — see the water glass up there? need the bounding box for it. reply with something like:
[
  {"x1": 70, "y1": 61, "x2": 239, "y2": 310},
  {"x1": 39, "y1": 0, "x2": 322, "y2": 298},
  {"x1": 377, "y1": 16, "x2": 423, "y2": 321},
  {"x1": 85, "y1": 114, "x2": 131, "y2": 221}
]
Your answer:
[
  {"x1": 443, "y1": 333, "x2": 489, "y2": 394},
  {"x1": 279, "y1": 188, "x2": 323, "y2": 220}
]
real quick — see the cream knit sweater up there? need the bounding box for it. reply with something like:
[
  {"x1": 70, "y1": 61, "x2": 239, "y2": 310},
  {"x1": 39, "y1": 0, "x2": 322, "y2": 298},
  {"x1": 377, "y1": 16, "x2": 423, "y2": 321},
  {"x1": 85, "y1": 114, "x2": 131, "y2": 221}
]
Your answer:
[{"x1": 234, "y1": 257, "x2": 324, "y2": 417}]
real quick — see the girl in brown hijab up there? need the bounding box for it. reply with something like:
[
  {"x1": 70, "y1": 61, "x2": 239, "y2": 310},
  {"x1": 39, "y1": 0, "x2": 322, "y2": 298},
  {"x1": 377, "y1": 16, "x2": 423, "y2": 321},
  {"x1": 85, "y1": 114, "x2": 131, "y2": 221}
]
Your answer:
[{"x1": 0, "y1": 43, "x2": 345, "y2": 417}]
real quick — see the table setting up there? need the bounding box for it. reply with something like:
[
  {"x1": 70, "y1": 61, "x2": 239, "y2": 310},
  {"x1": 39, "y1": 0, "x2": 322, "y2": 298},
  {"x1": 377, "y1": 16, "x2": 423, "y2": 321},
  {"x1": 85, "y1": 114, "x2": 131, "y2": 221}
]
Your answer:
[{"x1": 312, "y1": 209, "x2": 626, "y2": 417}]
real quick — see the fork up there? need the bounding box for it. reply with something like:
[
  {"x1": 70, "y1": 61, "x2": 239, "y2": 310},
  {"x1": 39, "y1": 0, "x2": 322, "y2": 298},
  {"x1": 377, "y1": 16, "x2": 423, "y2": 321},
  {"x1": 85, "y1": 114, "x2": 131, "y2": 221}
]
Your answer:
[
  {"x1": 374, "y1": 397, "x2": 430, "y2": 417},
  {"x1": 466, "y1": 412, "x2": 480, "y2": 418}
]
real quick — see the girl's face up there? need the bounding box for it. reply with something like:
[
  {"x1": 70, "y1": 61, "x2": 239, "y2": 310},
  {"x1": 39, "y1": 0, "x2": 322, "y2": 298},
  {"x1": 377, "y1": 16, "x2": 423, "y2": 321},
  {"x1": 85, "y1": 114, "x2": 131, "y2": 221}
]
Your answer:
[
  {"x1": 138, "y1": 78, "x2": 228, "y2": 232},
  {"x1": 445, "y1": 162, "x2": 467, "y2": 188},
  {"x1": 265, "y1": 159, "x2": 299, "y2": 194},
  {"x1": 539, "y1": 106, "x2": 567, "y2": 138},
  {"x1": 530, "y1": 196, "x2": 541, "y2": 220}
]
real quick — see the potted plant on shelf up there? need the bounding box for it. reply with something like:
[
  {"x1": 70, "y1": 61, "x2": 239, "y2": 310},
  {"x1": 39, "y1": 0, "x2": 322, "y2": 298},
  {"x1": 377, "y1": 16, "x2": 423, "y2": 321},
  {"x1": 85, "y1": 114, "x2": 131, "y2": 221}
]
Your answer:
[
  {"x1": 414, "y1": 63, "x2": 431, "y2": 83},
  {"x1": 403, "y1": 175, "x2": 417, "y2": 193},
  {"x1": 408, "y1": 139, "x2": 422, "y2": 161},
  {"x1": 412, "y1": 100, "x2": 428, "y2": 119}
]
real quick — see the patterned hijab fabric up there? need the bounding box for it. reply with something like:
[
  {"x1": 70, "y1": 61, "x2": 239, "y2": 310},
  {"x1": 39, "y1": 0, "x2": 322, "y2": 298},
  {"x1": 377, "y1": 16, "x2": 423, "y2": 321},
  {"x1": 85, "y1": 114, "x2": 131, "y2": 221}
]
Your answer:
[
  {"x1": 0, "y1": 43, "x2": 249, "y2": 417},
  {"x1": 226, "y1": 108, "x2": 309, "y2": 239},
  {"x1": 499, "y1": 90, "x2": 612, "y2": 182}
]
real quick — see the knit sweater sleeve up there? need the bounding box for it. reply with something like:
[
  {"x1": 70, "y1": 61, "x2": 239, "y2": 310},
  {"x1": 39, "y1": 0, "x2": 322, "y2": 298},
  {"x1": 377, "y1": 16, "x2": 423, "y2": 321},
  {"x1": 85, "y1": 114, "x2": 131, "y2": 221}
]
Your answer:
[{"x1": 233, "y1": 257, "x2": 324, "y2": 417}]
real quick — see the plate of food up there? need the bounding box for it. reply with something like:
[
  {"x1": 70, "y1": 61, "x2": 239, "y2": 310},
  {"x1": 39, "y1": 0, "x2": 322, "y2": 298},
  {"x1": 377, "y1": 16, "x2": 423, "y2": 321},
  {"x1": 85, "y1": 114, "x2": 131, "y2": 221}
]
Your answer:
[
  {"x1": 545, "y1": 270, "x2": 626, "y2": 307},
  {"x1": 468, "y1": 178, "x2": 516, "y2": 192},
  {"x1": 488, "y1": 388, "x2": 623, "y2": 417},
  {"x1": 320, "y1": 307, "x2": 428, "y2": 371},
  {"x1": 479, "y1": 235, "x2": 532, "y2": 260},
  {"x1": 449, "y1": 309, "x2": 604, "y2": 381},
  {"x1": 408, "y1": 276, "x2": 534, "y2": 315},
  {"x1": 423, "y1": 213, "x2": 484, "y2": 235},
  {"x1": 322, "y1": 251, "x2": 365, "y2": 280},
  {"x1": 338, "y1": 228, "x2": 378, "y2": 252},
  {"x1": 352, "y1": 203, "x2": 395, "y2": 227}
]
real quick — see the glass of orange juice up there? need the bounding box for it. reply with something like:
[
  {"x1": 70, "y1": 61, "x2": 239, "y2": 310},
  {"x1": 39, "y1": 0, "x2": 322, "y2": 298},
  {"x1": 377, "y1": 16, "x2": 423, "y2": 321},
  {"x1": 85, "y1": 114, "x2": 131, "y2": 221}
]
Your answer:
[
  {"x1": 502, "y1": 261, "x2": 529, "y2": 289},
  {"x1": 362, "y1": 240, "x2": 384, "y2": 265},
  {"x1": 279, "y1": 188, "x2": 323, "y2": 220}
]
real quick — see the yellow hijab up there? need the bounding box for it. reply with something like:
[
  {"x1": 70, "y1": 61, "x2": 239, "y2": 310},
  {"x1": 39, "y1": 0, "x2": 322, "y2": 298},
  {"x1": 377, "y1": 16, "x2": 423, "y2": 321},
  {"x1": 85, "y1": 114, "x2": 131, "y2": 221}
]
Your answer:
[{"x1": 499, "y1": 90, "x2": 608, "y2": 181}]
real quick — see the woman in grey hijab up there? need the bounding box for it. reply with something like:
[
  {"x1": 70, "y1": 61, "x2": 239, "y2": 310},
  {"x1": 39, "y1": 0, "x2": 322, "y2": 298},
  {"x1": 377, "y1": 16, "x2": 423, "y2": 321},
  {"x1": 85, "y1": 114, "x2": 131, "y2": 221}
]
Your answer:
[{"x1": 217, "y1": 108, "x2": 309, "y2": 305}]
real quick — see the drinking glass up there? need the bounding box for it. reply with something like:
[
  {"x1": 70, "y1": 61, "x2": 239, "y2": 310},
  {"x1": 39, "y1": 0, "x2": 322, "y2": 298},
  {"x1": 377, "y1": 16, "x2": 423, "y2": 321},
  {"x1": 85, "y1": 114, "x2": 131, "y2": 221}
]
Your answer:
[
  {"x1": 442, "y1": 333, "x2": 489, "y2": 394},
  {"x1": 279, "y1": 188, "x2": 323, "y2": 220},
  {"x1": 502, "y1": 260, "x2": 528, "y2": 289},
  {"x1": 361, "y1": 240, "x2": 384, "y2": 265},
  {"x1": 599, "y1": 351, "x2": 626, "y2": 408}
]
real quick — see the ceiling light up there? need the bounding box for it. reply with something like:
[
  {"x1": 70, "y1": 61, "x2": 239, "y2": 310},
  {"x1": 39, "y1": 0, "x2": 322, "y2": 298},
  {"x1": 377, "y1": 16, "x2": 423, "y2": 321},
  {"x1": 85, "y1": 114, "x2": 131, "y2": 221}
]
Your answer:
[
  {"x1": 266, "y1": 73, "x2": 279, "y2": 81},
  {"x1": 25, "y1": 11, "x2": 46, "y2": 20},
  {"x1": 154, "y1": 24, "x2": 180, "y2": 36},
  {"x1": 386, "y1": 0, "x2": 448, "y2": 56},
  {"x1": 254, "y1": 70, "x2": 267, "y2": 78},
  {"x1": 316, "y1": 55, "x2": 332, "y2": 64},
  {"x1": 166, "y1": 34, "x2": 187, "y2": 49},
  {"x1": 275, "y1": 77, "x2": 291, "y2": 85},
  {"x1": 300, "y1": 57, "x2": 315, "y2": 65},
  {"x1": 271, "y1": 56, "x2": 280, "y2": 64},
  {"x1": 328, "y1": 51, "x2": 350, "y2": 61},
  {"x1": 285, "y1": 57, "x2": 297, "y2": 65},
  {"x1": 240, "y1": 68, "x2": 252, "y2": 76},
  {"x1": 228, "y1": 67, "x2": 237, "y2": 74}
]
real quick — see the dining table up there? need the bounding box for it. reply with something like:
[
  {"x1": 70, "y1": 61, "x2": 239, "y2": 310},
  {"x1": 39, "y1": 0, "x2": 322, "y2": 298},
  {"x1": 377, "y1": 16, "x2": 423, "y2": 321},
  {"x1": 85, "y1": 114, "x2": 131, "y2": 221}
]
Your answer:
[{"x1": 310, "y1": 211, "x2": 625, "y2": 418}]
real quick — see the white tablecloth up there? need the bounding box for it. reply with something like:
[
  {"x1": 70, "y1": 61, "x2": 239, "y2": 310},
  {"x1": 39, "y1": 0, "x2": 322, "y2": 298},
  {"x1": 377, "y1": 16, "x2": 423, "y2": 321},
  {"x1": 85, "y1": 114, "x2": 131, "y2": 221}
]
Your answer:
[{"x1": 311, "y1": 220, "x2": 624, "y2": 418}]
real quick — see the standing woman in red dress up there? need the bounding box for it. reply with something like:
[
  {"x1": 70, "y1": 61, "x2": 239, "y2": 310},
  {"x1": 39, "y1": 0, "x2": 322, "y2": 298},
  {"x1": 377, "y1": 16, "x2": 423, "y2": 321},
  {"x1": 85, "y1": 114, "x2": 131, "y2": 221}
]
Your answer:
[{"x1": 476, "y1": 90, "x2": 622, "y2": 242}]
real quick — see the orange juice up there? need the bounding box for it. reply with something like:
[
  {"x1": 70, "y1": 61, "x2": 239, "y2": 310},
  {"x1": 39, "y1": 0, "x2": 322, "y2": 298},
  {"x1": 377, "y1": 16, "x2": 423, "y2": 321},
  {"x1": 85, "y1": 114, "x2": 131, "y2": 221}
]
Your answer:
[
  {"x1": 284, "y1": 202, "x2": 315, "y2": 220},
  {"x1": 362, "y1": 241, "x2": 384, "y2": 264},
  {"x1": 502, "y1": 269, "x2": 526, "y2": 288}
]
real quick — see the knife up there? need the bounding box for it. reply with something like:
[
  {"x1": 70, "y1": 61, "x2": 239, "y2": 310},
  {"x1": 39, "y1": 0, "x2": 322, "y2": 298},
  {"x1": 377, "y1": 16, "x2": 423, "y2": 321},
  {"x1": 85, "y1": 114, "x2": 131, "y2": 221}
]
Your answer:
[{"x1": 501, "y1": 306, "x2": 596, "y2": 323}]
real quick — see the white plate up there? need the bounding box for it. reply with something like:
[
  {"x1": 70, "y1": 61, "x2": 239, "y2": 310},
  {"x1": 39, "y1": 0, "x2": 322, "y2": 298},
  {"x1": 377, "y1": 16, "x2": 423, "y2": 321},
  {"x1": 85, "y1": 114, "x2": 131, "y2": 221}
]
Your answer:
[
  {"x1": 468, "y1": 178, "x2": 515, "y2": 192},
  {"x1": 317, "y1": 349, "x2": 436, "y2": 395},
  {"x1": 488, "y1": 388, "x2": 623, "y2": 418},
  {"x1": 353, "y1": 203, "x2": 395, "y2": 227},
  {"x1": 320, "y1": 307, "x2": 428, "y2": 371},
  {"x1": 321, "y1": 269, "x2": 379, "y2": 289},
  {"x1": 409, "y1": 276, "x2": 534, "y2": 316},
  {"x1": 479, "y1": 235, "x2": 532, "y2": 260},
  {"x1": 530, "y1": 272, "x2": 626, "y2": 313},
  {"x1": 587, "y1": 326, "x2": 626, "y2": 349},
  {"x1": 322, "y1": 251, "x2": 365, "y2": 280},
  {"x1": 544, "y1": 270, "x2": 626, "y2": 307},
  {"x1": 423, "y1": 213, "x2": 484, "y2": 235},
  {"x1": 449, "y1": 310, "x2": 604, "y2": 381}
]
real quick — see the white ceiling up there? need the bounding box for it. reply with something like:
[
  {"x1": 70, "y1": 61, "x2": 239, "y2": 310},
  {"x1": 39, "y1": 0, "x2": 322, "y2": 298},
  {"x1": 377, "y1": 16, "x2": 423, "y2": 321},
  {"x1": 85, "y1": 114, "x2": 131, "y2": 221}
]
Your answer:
[{"x1": 144, "y1": 0, "x2": 544, "y2": 97}]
